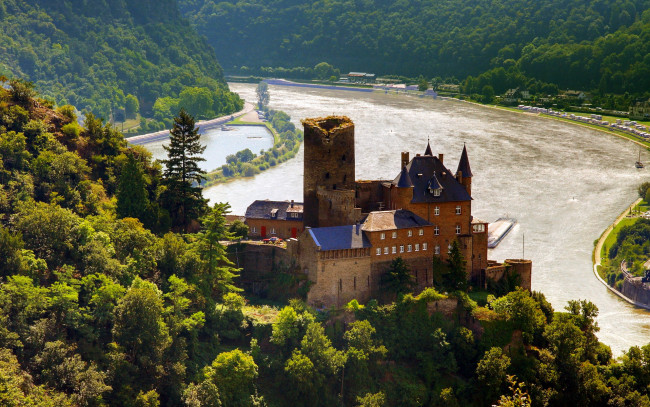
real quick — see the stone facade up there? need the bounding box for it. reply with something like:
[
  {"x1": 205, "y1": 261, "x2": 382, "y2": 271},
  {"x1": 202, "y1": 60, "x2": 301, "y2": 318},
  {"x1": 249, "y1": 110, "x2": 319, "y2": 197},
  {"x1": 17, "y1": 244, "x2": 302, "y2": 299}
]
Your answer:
[
  {"x1": 302, "y1": 116, "x2": 356, "y2": 228},
  {"x1": 296, "y1": 228, "x2": 373, "y2": 308},
  {"x1": 287, "y1": 116, "x2": 531, "y2": 308}
]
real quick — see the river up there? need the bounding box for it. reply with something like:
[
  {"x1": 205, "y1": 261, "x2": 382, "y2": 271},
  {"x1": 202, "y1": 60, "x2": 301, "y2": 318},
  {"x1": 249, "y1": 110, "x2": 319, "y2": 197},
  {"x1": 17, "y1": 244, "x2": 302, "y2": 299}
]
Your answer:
[
  {"x1": 145, "y1": 124, "x2": 273, "y2": 172},
  {"x1": 168, "y1": 82, "x2": 650, "y2": 355}
]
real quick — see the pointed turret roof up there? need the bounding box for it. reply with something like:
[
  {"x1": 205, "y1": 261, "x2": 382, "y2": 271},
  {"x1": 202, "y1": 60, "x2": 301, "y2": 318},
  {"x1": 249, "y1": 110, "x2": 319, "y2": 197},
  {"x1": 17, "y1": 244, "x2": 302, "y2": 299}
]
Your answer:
[
  {"x1": 427, "y1": 171, "x2": 442, "y2": 192},
  {"x1": 424, "y1": 139, "x2": 433, "y2": 156},
  {"x1": 396, "y1": 166, "x2": 414, "y2": 187},
  {"x1": 456, "y1": 144, "x2": 473, "y2": 178}
]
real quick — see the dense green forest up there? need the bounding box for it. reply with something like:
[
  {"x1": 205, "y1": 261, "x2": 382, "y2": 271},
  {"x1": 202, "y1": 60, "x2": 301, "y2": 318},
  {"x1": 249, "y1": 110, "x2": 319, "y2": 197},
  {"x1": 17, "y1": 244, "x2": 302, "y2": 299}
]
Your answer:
[
  {"x1": 0, "y1": 0, "x2": 242, "y2": 122},
  {"x1": 178, "y1": 0, "x2": 650, "y2": 97},
  {"x1": 3, "y1": 79, "x2": 650, "y2": 407}
]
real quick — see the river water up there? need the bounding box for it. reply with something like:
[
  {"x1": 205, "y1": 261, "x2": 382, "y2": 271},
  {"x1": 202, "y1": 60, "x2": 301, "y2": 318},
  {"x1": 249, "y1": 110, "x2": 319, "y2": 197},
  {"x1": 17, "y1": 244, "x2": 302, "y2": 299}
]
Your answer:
[
  {"x1": 180, "y1": 83, "x2": 650, "y2": 355},
  {"x1": 145, "y1": 124, "x2": 273, "y2": 172}
]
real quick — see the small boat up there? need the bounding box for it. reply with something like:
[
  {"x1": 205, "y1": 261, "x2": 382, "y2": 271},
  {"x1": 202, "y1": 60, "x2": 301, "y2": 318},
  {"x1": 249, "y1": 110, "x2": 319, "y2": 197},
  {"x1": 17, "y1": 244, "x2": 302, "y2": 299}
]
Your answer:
[
  {"x1": 636, "y1": 150, "x2": 644, "y2": 168},
  {"x1": 487, "y1": 218, "x2": 517, "y2": 248},
  {"x1": 221, "y1": 125, "x2": 235, "y2": 131}
]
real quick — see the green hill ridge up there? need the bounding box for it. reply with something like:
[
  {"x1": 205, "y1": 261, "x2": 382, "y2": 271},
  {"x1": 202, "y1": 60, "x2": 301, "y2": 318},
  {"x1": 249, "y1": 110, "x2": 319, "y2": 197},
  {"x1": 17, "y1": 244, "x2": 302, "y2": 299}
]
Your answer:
[
  {"x1": 0, "y1": 0, "x2": 242, "y2": 122},
  {"x1": 179, "y1": 0, "x2": 650, "y2": 96}
]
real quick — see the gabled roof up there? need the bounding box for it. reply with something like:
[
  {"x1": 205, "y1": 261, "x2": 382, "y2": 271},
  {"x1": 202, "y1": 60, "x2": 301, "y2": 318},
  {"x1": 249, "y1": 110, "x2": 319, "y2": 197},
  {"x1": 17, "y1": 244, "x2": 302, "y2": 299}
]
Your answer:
[
  {"x1": 392, "y1": 155, "x2": 471, "y2": 203},
  {"x1": 245, "y1": 200, "x2": 303, "y2": 220},
  {"x1": 362, "y1": 209, "x2": 431, "y2": 232},
  {"x1": 308, "y1": 225, "x2": 371, "y2": 251},
  {"x1": 427, "y1": 171, "x2": 442, "y2": 191},
  {"x1": 456, "y1": 144, "x2": 473, "y2": 178},
  {"x1": 396, "y1": 166, "x2": 413, "y2": 187}
]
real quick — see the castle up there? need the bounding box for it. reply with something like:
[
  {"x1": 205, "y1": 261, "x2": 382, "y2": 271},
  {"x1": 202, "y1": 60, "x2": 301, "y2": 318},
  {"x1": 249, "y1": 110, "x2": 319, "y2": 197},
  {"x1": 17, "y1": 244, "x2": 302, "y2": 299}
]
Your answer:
[{"x1": 285, "y1": 116, "x2": 531, "y2": 308}]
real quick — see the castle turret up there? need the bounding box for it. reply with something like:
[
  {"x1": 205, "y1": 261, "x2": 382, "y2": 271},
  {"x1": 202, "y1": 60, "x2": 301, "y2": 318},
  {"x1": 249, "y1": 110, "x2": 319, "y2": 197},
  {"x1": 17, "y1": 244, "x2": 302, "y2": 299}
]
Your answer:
[
  {"x1": 302, "y1": 116, "x2": 357, "y2": 228},
  {"x1": 424, "y1": 139, "x2": 433, "y2": 156},
  {"x1": 393, "y1": 166, "x2": 414, "y2": 209},
  {"x1": 456, "y1": 144, "x2": 473, "y2": 196}
]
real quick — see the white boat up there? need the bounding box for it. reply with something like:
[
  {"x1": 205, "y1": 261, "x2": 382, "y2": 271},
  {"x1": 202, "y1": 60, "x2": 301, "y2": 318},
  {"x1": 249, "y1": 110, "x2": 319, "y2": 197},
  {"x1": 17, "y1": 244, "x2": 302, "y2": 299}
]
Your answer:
[{"x1": 487, "y1": 218, "x2": 517, "y2": 248}]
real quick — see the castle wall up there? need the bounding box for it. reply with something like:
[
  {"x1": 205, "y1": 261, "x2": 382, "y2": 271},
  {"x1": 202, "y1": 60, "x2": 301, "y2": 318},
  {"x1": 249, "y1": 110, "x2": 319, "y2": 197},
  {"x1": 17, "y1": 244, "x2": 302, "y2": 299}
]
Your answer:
[
  {"x1": 316, "y1": 187, "x2": 362, "y2": 227},
  {"x1": 621, "y1": 278, "x2": 650, "y2": 306},
  {"x1": 355, "y1": 180, "x2": 387, "y2": 213},
  {"x1": 227, "y1": 243, "x2": 293, "y2": 294},
  {"x1": 504, "y1": 259, "x2": 532, "y2": 291},
  {"x1": 303, "y1": 116, "x2": 356, "y2": 227}
]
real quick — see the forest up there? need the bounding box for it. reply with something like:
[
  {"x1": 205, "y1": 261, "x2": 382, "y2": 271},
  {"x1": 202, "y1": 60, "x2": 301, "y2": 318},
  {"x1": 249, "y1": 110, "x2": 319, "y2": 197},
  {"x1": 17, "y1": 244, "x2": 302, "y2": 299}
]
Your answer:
[
  {"x1": 3, "y1": 77, "x2": 650, "y2": 407},
  {"x1": 179, "y1": 0, "x2": 650, "y2": 98},
  {"x1": 0, "y1": 0, "x2": 242, "y2": 123}
]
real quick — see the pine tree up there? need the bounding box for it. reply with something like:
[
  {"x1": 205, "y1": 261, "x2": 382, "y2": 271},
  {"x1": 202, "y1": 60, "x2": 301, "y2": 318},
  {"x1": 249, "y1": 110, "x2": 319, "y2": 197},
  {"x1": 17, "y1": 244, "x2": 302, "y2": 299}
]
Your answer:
[
  {"x1": 161, "y1": 109, "x2": 207, "y2": 231},
  {"x1": 197, "y1": 202, "x2": 241, "y2": 296},
  {"x1": 117, "y1": 150, "x2": 148, "y2": 221}
]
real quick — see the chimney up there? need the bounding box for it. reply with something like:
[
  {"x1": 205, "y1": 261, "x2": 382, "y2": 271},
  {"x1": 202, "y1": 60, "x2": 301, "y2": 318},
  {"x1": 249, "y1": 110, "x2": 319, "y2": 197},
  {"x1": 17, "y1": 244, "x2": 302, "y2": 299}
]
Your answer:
[
  {"x1": 290, "y1": 199, "x2": 294, "y2": 208},
  {"x1": 401, "y1": 151, "x2": 410, "y2": 168},
  {"x1": 438, "y1": 153, "x2": 444, "y2": 164}
]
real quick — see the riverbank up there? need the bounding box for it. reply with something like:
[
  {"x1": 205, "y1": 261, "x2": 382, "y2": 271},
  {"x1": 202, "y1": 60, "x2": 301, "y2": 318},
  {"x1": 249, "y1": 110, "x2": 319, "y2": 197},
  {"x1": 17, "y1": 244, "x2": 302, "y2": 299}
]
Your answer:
[
  {"x1": 125, "y1": 102, "x2": 255, "y2": 145},
  {"x1": 203, "y1": 107, "x2": 303, "y2": 187},
  {"x1": 592, "y1": 197, "x2": 650, "y2": 310}
]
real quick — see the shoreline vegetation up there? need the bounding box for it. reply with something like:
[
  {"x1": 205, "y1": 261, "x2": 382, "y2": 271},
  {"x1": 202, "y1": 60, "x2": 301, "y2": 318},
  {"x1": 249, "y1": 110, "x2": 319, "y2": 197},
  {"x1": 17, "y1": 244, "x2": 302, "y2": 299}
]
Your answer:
[
  {"x1": 203, "y1": 107, "x2": 303, "y2": 187},
  {"x1": 593, "y1": 197, "x2": 649, "y2": 309}
]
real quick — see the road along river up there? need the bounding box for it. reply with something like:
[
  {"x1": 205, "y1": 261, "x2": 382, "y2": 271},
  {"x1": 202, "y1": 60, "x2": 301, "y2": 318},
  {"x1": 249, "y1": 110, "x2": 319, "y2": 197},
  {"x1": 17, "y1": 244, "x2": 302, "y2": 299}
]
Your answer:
[{"x1": 156, "y1": 82, "x2": 650, "y2": 355}]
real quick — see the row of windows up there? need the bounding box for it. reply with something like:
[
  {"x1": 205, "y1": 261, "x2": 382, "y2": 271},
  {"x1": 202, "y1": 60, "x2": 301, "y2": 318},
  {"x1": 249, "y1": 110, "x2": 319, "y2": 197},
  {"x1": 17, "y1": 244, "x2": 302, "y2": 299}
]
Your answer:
[
  {"x1": 380, "y1": 224, "x2": 464, "y2": 239},
  {"x1": 376, "y1": 242, "x2": 428, "y2": 255},
  {"x1": 374, "y1": 243, "x2": 453, "y2": 256},
  {"x1": 380, "y1": 228, "x2": 425, "y2": 239},
  {"x1": 432, "y1": 205, "x2": 463, "y2": 216}
]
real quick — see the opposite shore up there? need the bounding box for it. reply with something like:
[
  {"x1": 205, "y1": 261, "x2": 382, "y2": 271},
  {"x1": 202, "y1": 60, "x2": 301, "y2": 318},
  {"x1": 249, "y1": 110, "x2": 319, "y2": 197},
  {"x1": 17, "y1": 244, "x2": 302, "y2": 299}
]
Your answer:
[{"x1": 592, "y1": 197, "x2": 650, "y2": 310}]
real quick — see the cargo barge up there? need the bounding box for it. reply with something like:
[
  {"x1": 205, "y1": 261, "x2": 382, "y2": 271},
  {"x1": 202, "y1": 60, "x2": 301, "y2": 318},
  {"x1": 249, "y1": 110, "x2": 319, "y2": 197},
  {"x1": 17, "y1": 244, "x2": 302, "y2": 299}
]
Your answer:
[{"x1": 487, "y1": 218, "x2": 517, "y2": 248}]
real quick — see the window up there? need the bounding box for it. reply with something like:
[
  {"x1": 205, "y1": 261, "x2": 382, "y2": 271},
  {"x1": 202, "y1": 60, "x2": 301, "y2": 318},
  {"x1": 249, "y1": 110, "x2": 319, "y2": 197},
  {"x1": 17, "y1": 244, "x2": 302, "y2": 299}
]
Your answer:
[
  {"x1": 434, "y1": 189, "x2": 441, "y2": 196},
  {"x1": 251, "y1": 226, "x2": 257, "y2": 233},
  {"x1": 456, "y1": 205, "x2": 461, "y2": 215},
  {"x1": 435, "y1": 245, "x2": 440, "y2": 255},
  {"x1": 399, "y1": 245, "x2": 404, "y2": 253},
  {"x1": 407, "y1": 244, "x2": 412, "y2": 252},
  {"x1": 418, "y1": 228, "x2": 424, "y2": 236},
  {"x1": 408, "y1": 230, "x2": 413, "y2": 237},
  {"x1": 380, "y1": 232, "x2": 385, "y2": 240},
  {"x1": 434, "y1": 206, "x2": 440, "y2": 216},
  {"x1": 448, "y1": 244, "x2": 452, "y2": 253},
  {"x1": 392, "y1": 231, "x2": 397, "y2": 238},
  {"x1": 376, "y1": 248, "x2": 381, "y2": 256},
  {"x1": 415, "y1": 243, "x2": 420, "y2": 251},
  {"x1": 392, "y1": 246, "x2": 397, "y2": 254},
  {"x1": 456, "y1": 225, "x2": 461, "y2": 234},
  {"x1": 423, "y1": 243, "x2": 428, "y2": 250},
  {"x1": 434, "y1": 225, "x2": 439, "y2": 236},
  {"x1": 384, "y1": 247, "x2": 389, "y2": 254},
  {"x1": 339, "y1": 279, "x2": 343, "y2": 291},
  {"x1": 271, "y1": 227, "x2": 276, "y2": 234},
  {"x1": 473, "y1": 224, "x2": 485, "y2": 233}
]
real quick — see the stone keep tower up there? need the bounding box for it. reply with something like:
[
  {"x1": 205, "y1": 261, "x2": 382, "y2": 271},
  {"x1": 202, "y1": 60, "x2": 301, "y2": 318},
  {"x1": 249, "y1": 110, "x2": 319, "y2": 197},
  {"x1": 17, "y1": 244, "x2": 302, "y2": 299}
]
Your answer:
[{"x1": 302, "y1": 116, "x2": 358, "y2": 228}]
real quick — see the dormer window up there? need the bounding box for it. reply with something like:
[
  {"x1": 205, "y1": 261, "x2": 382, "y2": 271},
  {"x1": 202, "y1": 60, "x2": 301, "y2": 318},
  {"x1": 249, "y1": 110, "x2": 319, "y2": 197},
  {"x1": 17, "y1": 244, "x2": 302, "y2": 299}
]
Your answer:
[
  {"x1": 271, "y1": 208, "x2": 278, "y2": 218},
  {"x1": 433, "y1": 188, "x2": 441, "y2": 196}
]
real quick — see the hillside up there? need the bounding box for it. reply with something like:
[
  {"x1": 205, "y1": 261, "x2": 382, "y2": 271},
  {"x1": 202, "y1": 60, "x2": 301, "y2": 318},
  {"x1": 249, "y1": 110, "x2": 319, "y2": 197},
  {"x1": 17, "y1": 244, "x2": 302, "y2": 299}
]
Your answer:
[
  {"x1": 179, "y1": 0, "x2": 650, "y2": 95},
  {"x1": 0, "y1": 0, "x2": 242, "y2": 121},
  {"x1": 3, "y1": 78, "x2": 650, "y2": 407}
]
